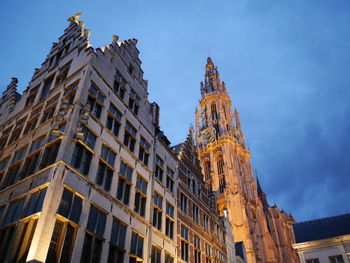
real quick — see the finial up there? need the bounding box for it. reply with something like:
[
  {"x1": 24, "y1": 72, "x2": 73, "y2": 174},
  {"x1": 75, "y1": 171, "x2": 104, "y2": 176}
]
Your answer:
[
  {"x1": 112, "y1": 35, "x2": 119, "y2": 43},
  {"x1": 68, "y1": 12, "x2": 82, "y2": 23}
]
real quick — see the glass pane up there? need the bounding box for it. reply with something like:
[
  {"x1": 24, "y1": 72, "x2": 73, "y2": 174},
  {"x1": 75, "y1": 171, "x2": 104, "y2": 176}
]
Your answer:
[
  {"x1": 70, "y1": 196, "x2": 82, "y2": 224},
  {"x1": 96, "y1": 212, "x2": 106, "y2": 237},
  {"x1": 86, "y1": 206, "x2": 98, "y2": 233},
  {"x1": 57, "y1": 188, "x2": 73, "y2": 218},
  {"x1": 25, "y1": 191, "x2": 39, "y2": 217}
]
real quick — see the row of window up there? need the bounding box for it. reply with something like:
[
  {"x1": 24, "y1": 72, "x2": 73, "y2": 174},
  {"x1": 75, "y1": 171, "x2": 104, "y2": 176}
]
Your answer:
[
  {"x1": 0, "y1": 81, "x2": 76, "y2": 152},
  {"x1": 306, "y1": 255, "x2": 345, "y2": 263},
  {"x1": 180, "y1": 224, "x2": 225, "y2": 263},
  {"x1": 0, "y1": 134, "x2": 62, "y2": 190},
  {"x1": 151, "y1": 245, "x2": 174, "y2": 263},
  {"x1": 151, "y1": 192, "x2": 175, "y2": 239},
  {"x1": 179, "y1": 192, "x2": 225, "y2": 241}
]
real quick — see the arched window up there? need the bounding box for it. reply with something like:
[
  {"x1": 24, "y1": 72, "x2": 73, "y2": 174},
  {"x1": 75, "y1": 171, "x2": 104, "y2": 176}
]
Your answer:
[
  {"x1": 217, "y1": 156, "x2": 224, "y2": 175},
  {"x1": 219, "y1": 176, "x2": 226, "y2": 193},
  {"x1": 203, "y1": 161, "x2": 211, "y2": 181},
  {"x1": 211, "y1": 103, "x2": 218, "y2": 120}
]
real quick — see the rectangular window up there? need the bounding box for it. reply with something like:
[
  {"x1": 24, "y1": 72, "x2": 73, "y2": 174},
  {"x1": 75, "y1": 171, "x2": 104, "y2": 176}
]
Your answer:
[
  {"x1": 57, "y1": 188, "x2": 83, "y2": 224},
  {"x1": 0, "y1": 135, "x2": 8, "y2": 149},
  {"x1": 305, "y1": 259, "x2": 319, "y2": 263},
  {"x1": 71, "y1": 143, "x2": 92, "y2": 175},
  {"x1": 101, "y1": 145, "x2": 116, "y2": 167},
  {"x1": 0, "y1": 217, "x2": 38, "y2": 262},
  {"x1": 96, "y1": 162, "x2": 113, "y2": 192},
  {"x1": 329, "y1": 256, "x2": 344, "y2": 263},
  {"x1": 11, "y1": 146, "x2": 28, "y2": 164},
  {"x1": 86, "y1": 205, "x2": 106, "y2": 237},
  {"x1": 107, "y1": 219, "x2": 127, "y2": 263},
  {"x1": 63, "y1": 82, "x2": 78, "y2": 104},
  {"x1": 165, "y1": 254, "x2": 174, "y2": 263},
  {"x1": 117, "y1": 162, "x2": 132, "y2": 205},
  {"x1": 46, "y1": 220, "x2": 77, "y2": 263},
  {"x1": 25, "y1": 188, "x2": 47, "y2": 217},
  {"x1": 134, "y1": 176, "x2": 147, "y2": 217},
  {"x1": 25, "y1": 85, "x2": 39, "y2": 106},
  {"x1": 114, "y1": 71, "x2": 126, "y2": 99},
  {"x1": 181, "y1": 225, "x2": 189, "y2": 240},
  {"x1": 0, "y1": 157, "x2": 10, "y2": 171},
  {"x1": 193, "y1": 204, "x2": 199, "y2": 224},
  {"x1": 39, "y1": 140, "x2": 61, "y2": 169},
  {"x1": 166, "y1": 167, "x2": 174, "y2": 192},
  {"x1": 23, "y1": 116, "x2": 39, "y2": 135},
  {"x1": 40, "y1": 104, "x2": 57, "y2": 124},
  {"x1": 106, "y1": 104, "x2": 122, "y2": 137},
  {"x1": 40, "y1": 76, "x2": 54, "y2": 100},
  {"x1": 194, "y1": 235, "x2": 201, "y2": 263},
  {"x1": 81, "y1": 127, "x2": 97, "y2": 149},
  {"x1": 29, "y1": 135, "x2": 46, "y2": 153},
  {"x1": 136, "y1": 175, "x2": 148, "y2": 194},
  {"x1": 2, "y1": 197, "x2": 25, "y2": 226},
  {"x1": 87, "y1": 84, "x2": 105, "y2": 119},
  {"x1": 123, "y1": 122, "x2": 136, "y2": 152},
  {"x1": 128, "y1": 89, "x2": 140, "y2": 115},
  {"x1": 181, "y1": 240, "x2": 189, "y2": 262},
  {"x1": 219, "y1": 176, "x2": 226, "y2": 193},
  {"x1": 165, "y1": 202, "x2": 174, "y2": 239},
  {"x1": 151, "y1": 245, "x2": 161, "y2": 263},
  {"x1": 130, "y1": 232, "x2": 144, "y2": 259},
  {"x1": 180, "y1": 193, "x2": 188, "y2": 213},
  {"x1": 153, "y1": 192, "x2": 163, "y2": 230},
  {"x1": 1, "y1": 162, "x2": 21, "y2": 189},
  {"x1": 119, "y1": 161, "x2": 133, "y2": 181},
  {"x1": 155, "y1": 155, "x2": 164, "y2": 182},
  {"x1": 8, "y1": 126, "x2": 23, "y2": 144},
  {"x1": 80, "y1": 232, "x2": 103, "y2": 263},
  {"x1": 203, "y1": 214, "x2": 209, "y2": 232},
  {"x1": 55, "y1": 61, "x2": 71, "y2": 85},
  {"x1": 138, "y1": 137, "x2": 150, "y2": 166}
]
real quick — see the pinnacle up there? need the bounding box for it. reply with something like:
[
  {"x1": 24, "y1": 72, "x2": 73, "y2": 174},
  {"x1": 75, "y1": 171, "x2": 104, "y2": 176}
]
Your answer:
[{"x1": 67, "y1": 12, "x2": 83, "y2": 23}]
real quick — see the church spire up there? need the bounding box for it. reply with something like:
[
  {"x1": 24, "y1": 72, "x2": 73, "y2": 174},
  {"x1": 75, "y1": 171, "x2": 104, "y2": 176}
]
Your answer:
[{"x1": 200, "y1": 57, "x2": 225, "y2": 97}]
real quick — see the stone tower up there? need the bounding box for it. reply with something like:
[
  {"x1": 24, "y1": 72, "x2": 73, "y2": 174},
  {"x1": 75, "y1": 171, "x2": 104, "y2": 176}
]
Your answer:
[{"x1": 195, "y1": 58, "x2": 298, "y2": 263}]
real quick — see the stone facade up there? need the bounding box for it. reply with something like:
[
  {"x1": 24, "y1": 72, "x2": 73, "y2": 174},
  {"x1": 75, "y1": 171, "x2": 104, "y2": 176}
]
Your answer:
[
  {"x1": 195, "y1": 58, "x2": 298, "y2": 263},
  {"x1": 0, "y1": 13, "x2": 299, "y2": 263},
  {"x1": 172, "y1": 129, "x2": 230, "y2": 263},
  {"x1": 0, "y1": 14, "x2": 178, "y2": 263}
]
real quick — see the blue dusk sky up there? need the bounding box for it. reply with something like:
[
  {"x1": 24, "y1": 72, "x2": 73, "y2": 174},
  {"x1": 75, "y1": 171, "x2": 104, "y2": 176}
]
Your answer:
[{"x1": 1, "y1": 0, "x2": 350, "y2": 222}]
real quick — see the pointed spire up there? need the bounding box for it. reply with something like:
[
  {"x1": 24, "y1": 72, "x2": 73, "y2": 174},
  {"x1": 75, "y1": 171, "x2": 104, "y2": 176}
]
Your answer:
[
  {"x1": 256, "y1": 175, "x2": 263, "y2": 194},
  {"x1": 186, "y1": 124, "x2": 195, "y2": 145},
  {"x1": 201, "y1": 57, "x2": 225, "y2": 97}
]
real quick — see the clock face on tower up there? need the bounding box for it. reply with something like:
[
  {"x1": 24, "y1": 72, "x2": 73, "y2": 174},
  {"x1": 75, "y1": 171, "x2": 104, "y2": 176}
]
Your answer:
[{"x1": 202, "y1": 127, "x2": 216, "y2": 144}]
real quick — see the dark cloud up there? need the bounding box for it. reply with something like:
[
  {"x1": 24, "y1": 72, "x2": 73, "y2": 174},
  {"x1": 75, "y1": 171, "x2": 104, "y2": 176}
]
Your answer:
[{"x1": 1, "y1": 0, "x2": 349, "y2": 222}]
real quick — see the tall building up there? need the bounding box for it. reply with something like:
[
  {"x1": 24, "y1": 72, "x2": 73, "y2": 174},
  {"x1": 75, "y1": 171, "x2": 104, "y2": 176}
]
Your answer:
[
  {"x1": 195, "y1": 58, "x2": 298, "y2": 263},
  {"x1": 172, "y1": 128, "x2": 230, "y2": 263},
  {"x1": 0, "y1": 13, "x2": 298, "y2": 263},
  {"x1": 0, "y1": 14, "x2": 179, "y2": 263}
]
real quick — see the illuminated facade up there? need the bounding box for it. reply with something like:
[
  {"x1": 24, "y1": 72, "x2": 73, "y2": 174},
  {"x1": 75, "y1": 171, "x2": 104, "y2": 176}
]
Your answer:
[
  {"x1": 195, "y1": 58, "x2": 298, "y2": 263},
  {"x1": 0, "y1": 14, "x2": 178, "y2": 263},
  {"x1": 172, "y1": 129, "x2": 230, "y2": 263}
]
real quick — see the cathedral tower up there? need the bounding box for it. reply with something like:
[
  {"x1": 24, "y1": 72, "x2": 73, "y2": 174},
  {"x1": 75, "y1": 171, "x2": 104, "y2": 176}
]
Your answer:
[{"x1": 195, "y1": 58, "x2": 298, "y2": 263}]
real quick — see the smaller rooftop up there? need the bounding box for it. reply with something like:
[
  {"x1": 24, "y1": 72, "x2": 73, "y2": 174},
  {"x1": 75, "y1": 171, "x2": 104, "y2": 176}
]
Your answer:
[{"x1": 293, "y1": 213, "x2": 350, "y2": 243}]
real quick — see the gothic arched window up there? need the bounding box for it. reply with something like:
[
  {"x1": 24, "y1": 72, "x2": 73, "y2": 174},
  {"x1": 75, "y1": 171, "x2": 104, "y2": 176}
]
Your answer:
[
  {"x1": 211, "y1": 103, "x2": 218, "y2": 120},
  {"x1": 217, "y1": 155, "x2": 224, "y2": 175},
  {"x1": 203, "y1": 161, "x2": 211, "y2": 181}
]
